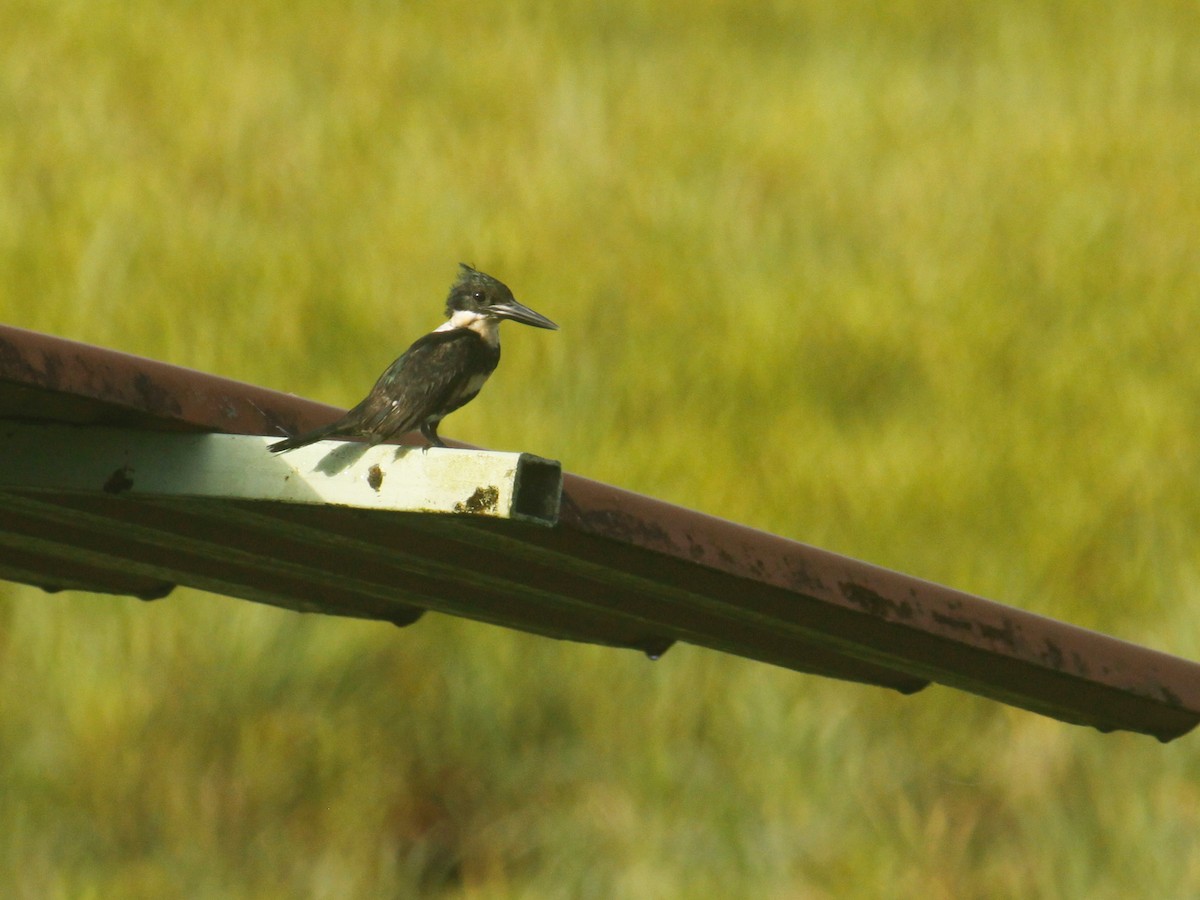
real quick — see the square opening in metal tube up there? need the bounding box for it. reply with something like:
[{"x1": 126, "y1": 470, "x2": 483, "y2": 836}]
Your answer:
[{"x1": 511, "y1": 455, "x2": 562, "y2": 526}]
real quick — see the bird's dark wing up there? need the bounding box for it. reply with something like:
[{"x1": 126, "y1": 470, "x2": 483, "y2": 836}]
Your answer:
[
  {"x1": 268, "y1": 330, "x2": 498, "y2": 453},
  {"x1": 341, "y1": 329, "x2": 499, "y2": 443}
]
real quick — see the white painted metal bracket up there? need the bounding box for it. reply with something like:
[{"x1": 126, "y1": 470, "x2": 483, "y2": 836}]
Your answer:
[{"x1": 0, "y1": 424, "x2": 562, "y2": 526}]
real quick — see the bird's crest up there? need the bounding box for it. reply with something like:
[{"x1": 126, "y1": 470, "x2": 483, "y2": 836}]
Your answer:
[
  {"x1": 455, "y1": 263, "x2": 488, "y2": 286},
  {"x1": 447, "y1": 264, "x2": 510, "y2": 315}
]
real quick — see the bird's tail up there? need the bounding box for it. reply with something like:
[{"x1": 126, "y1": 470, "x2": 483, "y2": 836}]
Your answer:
[{"x1": 268, "y1": 421, "x2": 341, "y2": 453}]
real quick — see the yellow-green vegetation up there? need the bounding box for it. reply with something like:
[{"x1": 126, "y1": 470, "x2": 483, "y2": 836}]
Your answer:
[{"x1": 2, "y1": 0, "x2": 1199, "y2": 895}]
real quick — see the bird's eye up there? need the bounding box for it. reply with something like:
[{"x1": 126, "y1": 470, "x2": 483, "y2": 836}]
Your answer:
[{"x1": 472, "y1": 291, "x2": 486, "y2": 302}]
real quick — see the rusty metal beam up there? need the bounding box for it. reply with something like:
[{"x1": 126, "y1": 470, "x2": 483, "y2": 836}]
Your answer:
[{"x1": 1, "y1": 323, "x2": 1197, "y2": 741}]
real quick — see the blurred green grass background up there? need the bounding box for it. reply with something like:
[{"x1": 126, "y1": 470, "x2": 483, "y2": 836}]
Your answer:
[{"x1": 2, "y1": 0, "x2": 1200, "y2": 896}]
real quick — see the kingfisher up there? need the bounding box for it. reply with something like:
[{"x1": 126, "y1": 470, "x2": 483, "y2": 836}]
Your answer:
[{"x1": 268, "y1": 264, "x2": 557, "y2": 453}]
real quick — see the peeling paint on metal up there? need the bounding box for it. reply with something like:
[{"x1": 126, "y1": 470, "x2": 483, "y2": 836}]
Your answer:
[
  {"x1": 367, "y1": 464, "x2": 384, "y2": 492},
  {"x1": 455, "y1": 485, "x2": 499, "y2": 515}
]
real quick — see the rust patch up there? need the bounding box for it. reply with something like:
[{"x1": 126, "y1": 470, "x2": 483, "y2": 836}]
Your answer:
[
  {"x1": 1041, "y1": 640, "x2": 1065, "y2": 669},
  {"x1": 570, "y1": 506, "x2": 675, "y2": 549},
  {"x1": 785, "y1": 561, "x2": 827, "y2": 594},
  {"x1": 0, "y1": 334, "x2": 51, "y2": 386},
  {"x1": 102, "y1": 465, "x2": 134, "y2": 494},
  {"x1": 1071, "y1": 651, "x2": 1090, "y2": 678},
  {"x1": 367, "y1": 464, "x2": 384, "y2": 492},
  {"x1": 840, "y1": 582, "x2": 915, "y2": 620},
  {"x1": 130, "y1": 370, "x2": 183, "y2": 417},
  {"x1": 979, "y1": 619, "x2": 1018, "y2": 651},
  {"x1": 455, "y1": 485, "x2": 500, "y2": 515},
  {"x1": 558, "y1": 489, "x2": 679, "y2": 550},
  {"x1": 932, "y1": 611, "x2": 974, "y2": 633}
]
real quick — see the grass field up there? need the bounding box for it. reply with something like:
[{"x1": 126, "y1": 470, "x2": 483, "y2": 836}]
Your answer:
[{"x1": 3, "y1": 1, "x2": 1200, "y2": 896}]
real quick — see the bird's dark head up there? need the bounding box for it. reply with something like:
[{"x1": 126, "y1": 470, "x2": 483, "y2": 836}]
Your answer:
[{"x1": 446, "y1": 264, "x2": 558, "y2": 331}]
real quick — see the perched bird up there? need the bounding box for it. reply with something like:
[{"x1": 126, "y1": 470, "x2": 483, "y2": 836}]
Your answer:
[{"x1": 268, "y1": 264, "x2": 557, "y2": 453}]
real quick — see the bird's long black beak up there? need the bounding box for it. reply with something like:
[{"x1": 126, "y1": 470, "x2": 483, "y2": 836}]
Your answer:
[{"x1": 488, "y1": 299, "x2": 558, "y2": 330}]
